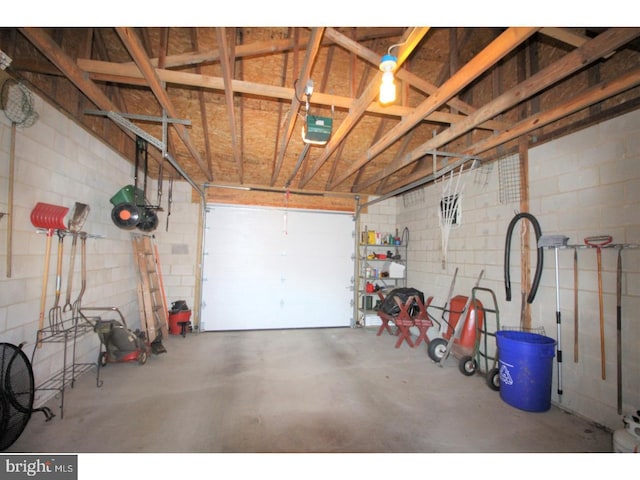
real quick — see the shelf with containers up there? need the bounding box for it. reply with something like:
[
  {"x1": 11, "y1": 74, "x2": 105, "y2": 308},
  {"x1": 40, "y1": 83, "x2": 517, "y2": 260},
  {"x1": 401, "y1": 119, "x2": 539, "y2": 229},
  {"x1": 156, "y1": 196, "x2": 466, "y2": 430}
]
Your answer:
[{"x1": 355, "y1": 229, "x2": 407, "y2": 327}]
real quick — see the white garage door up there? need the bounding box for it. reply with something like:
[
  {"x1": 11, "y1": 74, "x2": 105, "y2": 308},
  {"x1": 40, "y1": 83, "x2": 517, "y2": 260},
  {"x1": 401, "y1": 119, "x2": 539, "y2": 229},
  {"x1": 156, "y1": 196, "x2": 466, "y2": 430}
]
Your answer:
[{"x1": 201, "y1": 204, "x2": 355, "y2": 331}]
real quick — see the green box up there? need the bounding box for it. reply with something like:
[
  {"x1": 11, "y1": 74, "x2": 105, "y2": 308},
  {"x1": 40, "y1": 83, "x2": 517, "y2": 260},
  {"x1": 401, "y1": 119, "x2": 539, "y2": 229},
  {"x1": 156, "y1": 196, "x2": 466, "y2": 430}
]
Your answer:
[
  {"x1": 110, "y1": 185, "x2": 146, "y2": 206},
  {"x1": 304, "y1": 115, "x2": 332, "y2": 144}
]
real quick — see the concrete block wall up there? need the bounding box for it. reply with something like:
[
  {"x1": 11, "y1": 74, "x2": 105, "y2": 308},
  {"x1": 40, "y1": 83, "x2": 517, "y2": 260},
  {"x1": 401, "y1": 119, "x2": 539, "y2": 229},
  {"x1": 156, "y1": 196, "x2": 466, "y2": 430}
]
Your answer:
[
  {"x1": 527, "y1": 109, "x2": 640, "y2": 430},
  {"x1": 360, "y1": 109, "x2": 640, "y2": 432},
  {"x1": 0, "y1": 89, "x2": 199, "y2": 408}
]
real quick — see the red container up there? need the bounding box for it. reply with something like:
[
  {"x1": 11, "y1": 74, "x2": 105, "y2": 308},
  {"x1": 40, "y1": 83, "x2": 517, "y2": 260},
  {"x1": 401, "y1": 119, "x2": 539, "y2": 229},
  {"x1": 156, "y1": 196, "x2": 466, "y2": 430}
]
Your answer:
[
  {"x1": 443, "y1": 295, "x2": 484, "y2": 356},
  {"x1": 169, "y1": 310, "x2": 192, "y2": 335}
]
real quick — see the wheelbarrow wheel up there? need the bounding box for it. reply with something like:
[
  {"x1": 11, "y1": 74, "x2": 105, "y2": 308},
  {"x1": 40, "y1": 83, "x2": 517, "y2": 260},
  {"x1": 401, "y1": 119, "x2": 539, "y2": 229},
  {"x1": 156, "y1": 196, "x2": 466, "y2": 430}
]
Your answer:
[
  {"x1": 459, "y1": 356, "x2": 477, "y2": 376},
  {"x1": 137, "y1": 350, "x2": 148, "y2": 365},
  {"x1": 487, "y1": 367, "x2": 500, "y2": 391},
  {"x1": 111, "y1": 203, "x2": 140, "y2": 230},
  {"x1": 427, "y1": 338, "x2": 448, "y2": 363}
]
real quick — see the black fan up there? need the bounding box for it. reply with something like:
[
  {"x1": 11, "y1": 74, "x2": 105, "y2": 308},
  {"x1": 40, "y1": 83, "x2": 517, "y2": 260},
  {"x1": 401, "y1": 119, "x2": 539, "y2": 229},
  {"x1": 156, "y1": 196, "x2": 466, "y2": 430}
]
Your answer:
[{"x1": 0, "y1": 343, "x2": 54, "y2": 451}]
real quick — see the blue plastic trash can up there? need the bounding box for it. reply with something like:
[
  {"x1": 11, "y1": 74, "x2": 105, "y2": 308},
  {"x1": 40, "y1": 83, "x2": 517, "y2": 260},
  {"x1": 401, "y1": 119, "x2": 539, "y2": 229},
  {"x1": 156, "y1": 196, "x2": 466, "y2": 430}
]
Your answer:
[{"x1": 496, "y1": 330, "x2": 556, "y2": 412}]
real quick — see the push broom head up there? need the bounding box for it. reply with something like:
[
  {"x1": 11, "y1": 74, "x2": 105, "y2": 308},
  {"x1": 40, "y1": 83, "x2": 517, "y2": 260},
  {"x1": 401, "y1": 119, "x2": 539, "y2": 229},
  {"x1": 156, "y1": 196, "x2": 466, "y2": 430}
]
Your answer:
[{"x1": 538, "y1": 235, "x2": 569, "y2": 248}]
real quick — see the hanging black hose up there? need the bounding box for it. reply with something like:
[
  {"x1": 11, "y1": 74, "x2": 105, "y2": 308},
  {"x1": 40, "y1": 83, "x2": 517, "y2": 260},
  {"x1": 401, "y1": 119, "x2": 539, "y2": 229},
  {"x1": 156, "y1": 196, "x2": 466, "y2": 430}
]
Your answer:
[
  {"x1": 504, "y1": 212, "x2": 543, "y2": 304},
  {"x1": 401, "y1": 227, "x2": 409, "y2": 247}
]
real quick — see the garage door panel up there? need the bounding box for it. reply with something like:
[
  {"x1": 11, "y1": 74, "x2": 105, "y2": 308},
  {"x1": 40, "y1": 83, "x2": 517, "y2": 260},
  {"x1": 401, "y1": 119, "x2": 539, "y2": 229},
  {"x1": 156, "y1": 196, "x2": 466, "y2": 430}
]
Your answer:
[{"x1": 202, "y1": 205, "x2": 353, "y2": 331}]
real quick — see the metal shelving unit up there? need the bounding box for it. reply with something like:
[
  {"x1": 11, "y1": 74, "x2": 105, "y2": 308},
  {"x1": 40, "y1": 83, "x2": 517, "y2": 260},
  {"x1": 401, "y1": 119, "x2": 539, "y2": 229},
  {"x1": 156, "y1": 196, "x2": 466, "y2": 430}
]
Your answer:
[
  {"x1": 355, "y1": 237, "x2": 407, "y2": 327},
  {"x1": 31, "y1": 318, "x2": 95, "y2": 419}
]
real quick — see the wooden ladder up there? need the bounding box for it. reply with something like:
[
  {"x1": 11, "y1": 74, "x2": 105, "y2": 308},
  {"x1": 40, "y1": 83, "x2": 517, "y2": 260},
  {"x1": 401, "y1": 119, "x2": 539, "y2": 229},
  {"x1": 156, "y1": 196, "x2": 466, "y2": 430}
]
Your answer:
[{"x1": 131, "y1": 234, "x2": 169, "y2": 342}]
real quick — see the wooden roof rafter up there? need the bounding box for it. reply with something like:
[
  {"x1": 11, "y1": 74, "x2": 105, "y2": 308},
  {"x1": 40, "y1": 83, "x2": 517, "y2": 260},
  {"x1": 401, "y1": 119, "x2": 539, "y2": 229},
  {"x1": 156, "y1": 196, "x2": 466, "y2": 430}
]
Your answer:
[
  {"x1": 115, "y1": 27, "x2": 212, "y2": 181},
  {"x1": 364, "y1": 27, "x2": 640, "y2": 195},
  {"x1": 272, "y1": 27, "x2": 325, "y2": 188},
  {"x1": 329, "y1": 27, "x2": 540, "y2": 191},
  {"x1": 298, "y1": 26, "x2": 431, "y2": 188}
]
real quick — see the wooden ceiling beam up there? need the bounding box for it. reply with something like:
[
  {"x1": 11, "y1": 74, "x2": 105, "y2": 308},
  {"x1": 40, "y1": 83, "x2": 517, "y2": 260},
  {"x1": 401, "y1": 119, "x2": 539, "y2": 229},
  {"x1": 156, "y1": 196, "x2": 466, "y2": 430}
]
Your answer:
[
  {"x1": 298, "y1": 27, "x2": 430, "y2": 188},
  {"x1": 189, "y1": 28, "x2": 214, "y2": 181},
  {"x1": 115, "y1": 27, "x2": 213, "y2": 181},
  {"x1": 123, "y1": 27, "x2": 405, "y2": 70},
  {"x1": 269, "y1": 28, "x2": 293, "y2": 186},
  {"x1": 216, "y1": 27, "x2": 243, "y2": 182},
  {"x1": 322, "y1": 26, "x2": 494, "y2": 120},
  {"x1": 333, "y1": 27, "x2": 540, "y2": 191},
  {"x1": 376, "y1": 28, "x2": 640, "y2": 195},
  {"x1": 272, "y1": 27, "x2": 325, "y2": 189},
  {"x1": 382, "y1": 66, "x2": 640, "y2": 196},
  {"x1": 17, "y1": 27, "x2": 163, "y2": 166},
  {"x1": 326, "y1": 39, "x2": 374, "y2": 190},
  {"x1": 540, "y1": 27, "x2": 590, "y2": 47},
  {"x1": 466, "y1": 66, "x2": 640, "y2": 158},
  {"x1": 76, "y1": 57, "x2": 505, "y2": 130}
]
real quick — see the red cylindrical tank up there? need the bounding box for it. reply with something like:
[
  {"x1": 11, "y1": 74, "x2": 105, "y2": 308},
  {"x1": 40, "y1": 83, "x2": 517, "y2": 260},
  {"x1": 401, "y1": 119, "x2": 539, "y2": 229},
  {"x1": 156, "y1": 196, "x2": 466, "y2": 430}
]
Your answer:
[{"x1": 445, "y1": 295, "x2": 484, "y2": 355}]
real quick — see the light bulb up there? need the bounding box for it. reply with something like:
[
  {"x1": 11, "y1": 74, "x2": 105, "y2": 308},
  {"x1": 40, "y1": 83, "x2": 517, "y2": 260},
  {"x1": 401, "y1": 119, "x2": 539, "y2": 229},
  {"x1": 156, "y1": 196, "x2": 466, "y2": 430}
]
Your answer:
[{"x1": 379, "y1": 70, "x2": 396, "y2": 105}]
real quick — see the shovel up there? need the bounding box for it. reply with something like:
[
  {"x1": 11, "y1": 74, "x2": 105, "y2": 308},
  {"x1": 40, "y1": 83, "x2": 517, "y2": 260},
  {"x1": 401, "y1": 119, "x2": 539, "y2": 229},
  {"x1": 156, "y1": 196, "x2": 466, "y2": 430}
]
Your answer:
[
  {"x1": 48, "y1": 229, "x2": 65, "y2": 332},
  {"x1": 62, "y1": 203, "x2": 90, "y2": 313},
  {"x1": 72, "y1": 231, "x2": 88, "y2": 312},
  {"x1": 30, "y1": 202, "x2": 69, "y2": 347}
]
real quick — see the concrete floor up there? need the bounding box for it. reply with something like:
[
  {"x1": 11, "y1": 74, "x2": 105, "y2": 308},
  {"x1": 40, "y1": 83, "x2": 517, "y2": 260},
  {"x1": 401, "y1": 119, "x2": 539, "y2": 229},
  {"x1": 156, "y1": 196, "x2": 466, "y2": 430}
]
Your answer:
[{"x1": 8, "y1": 326, "x2": 613, "y2": 455}]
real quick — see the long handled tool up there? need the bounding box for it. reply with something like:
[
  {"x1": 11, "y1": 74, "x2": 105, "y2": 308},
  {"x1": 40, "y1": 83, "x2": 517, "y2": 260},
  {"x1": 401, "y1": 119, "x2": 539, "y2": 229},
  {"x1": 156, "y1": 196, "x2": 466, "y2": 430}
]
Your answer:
[
  {"x1": 573, "y1": 248, "x2": 579, "y2": 362},
  {"x1": 5, "y1": 121, "x2": 16, "y2": 278},
  {"x1": 62, "y1": 233, "x2": 78, "y2": 313},
  {"x1": 30, "y1": 202, "x2": 69, "y2": 347},
  {"x1": 616, "y1": 245, "x2": 623, "y2": 414},
  {"x1": 438, "y1": 269, "x2": 484, "y2": 367},
  {"x1": 435, "y1": 267, "x2": 458, "y2": 335},
  {"x1": 538, "y1": 234, "x2": 569, "y2": 401},
  {"x1": 72, "y1": 232, "x2": 88, "y2": 313},
  {"x1": 62, "y1": 203, "x2": 90, "y2": 312},
  {"x1": 584, "y1": 235, "x2": 612, "y2": 380},
  {"x1": 49, "y1": 230, "x2": 65, "y2": 332}
]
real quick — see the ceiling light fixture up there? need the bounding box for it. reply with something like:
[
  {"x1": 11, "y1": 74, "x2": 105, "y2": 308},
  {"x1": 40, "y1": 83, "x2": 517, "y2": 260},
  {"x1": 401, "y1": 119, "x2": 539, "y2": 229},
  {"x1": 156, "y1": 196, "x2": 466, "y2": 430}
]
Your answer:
[
  {"x1": 379, "y1": 53, "x2": 397, "y2": 105},
  {"x1": 379, "y1": 29, "x2": 418, "y2": 106}
]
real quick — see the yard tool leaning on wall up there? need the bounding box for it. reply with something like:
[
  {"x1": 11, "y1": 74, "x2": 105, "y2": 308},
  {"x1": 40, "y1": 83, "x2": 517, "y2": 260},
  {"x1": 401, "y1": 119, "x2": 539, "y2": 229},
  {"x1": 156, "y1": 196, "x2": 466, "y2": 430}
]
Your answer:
[
  {"x1": 616, "y1": 245, "x2": 623, "y2": 414},
  {"x1": 30, "y1": 202, "x2": 69, "y2": 347},
  {"x1": 584, "y1": 235, "x2": 612, "y2": 380},
  {"x1": 48, "y1": 229, "x2": 65, "y2": 332},
  {"x1": 538, "y1": 234, "x2": 570, "y2": 402},
  {"x1": 574, "y1": 248, "x2": 579, "y2": 363},
  {"x1": 63, "y1": 202, "x2": 90, "y2": 313}
]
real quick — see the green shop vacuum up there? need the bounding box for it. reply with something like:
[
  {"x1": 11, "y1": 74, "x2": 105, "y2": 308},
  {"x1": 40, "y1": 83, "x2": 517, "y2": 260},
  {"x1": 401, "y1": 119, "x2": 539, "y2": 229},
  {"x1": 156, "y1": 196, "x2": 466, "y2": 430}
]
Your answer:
[{"x1": 110, "y1": 184, "x2": 159, "y2": 232}]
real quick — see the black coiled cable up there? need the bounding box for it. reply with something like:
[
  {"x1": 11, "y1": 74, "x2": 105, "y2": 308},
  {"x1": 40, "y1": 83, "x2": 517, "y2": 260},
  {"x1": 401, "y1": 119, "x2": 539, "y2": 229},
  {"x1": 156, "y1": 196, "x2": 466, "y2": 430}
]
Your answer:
[{"x1": 504, "y1": 212, "x2": 544, "y2": 304}]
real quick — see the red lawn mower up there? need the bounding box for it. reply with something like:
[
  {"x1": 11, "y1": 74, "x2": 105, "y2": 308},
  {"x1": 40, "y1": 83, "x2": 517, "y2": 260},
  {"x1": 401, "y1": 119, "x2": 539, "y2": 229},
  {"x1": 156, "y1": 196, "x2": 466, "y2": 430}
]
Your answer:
[{"x1": 80, "y1": 307, "x2": 152, "y2": 387}]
